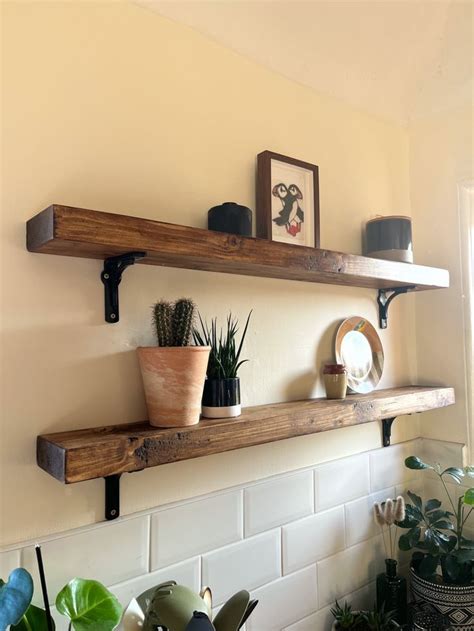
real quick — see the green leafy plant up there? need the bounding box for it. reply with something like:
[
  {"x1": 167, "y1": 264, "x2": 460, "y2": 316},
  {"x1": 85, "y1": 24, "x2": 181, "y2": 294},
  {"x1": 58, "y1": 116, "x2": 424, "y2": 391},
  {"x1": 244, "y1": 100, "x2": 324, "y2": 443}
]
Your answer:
[
  {"x1": 331, "y1": 601, "x2": 398, "y2": 630},
  {"x1": 361, "y1": 604, "x2": 398, "y2": 630},
  {"x1": 193, "y1": 311, "x2": 251, "y2": 379},
  {"x1": 12, "y1": 603, "x2": 55, "y2": 631},
  {"x1": 153, "y1": 298, "x2": 196, "y2": 347},
  {"x1": 55, "y1": 578, "x2": 122, "y2": 631},
  {"x1": 330, "y1": 600, "x2": 364, "y2": 629},
  {"x1": 0, "y1": 569, "x2": 34, "y2": 631},
  {"x1": 397, "y1": 455, "x2": 474, "y2": 585}
]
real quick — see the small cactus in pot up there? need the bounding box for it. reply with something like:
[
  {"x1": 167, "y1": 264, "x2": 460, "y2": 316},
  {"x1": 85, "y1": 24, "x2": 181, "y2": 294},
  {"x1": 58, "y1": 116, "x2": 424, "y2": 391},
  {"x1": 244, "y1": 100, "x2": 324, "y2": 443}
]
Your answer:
[{"x1": 138, "y1": 298, "x2": 210, "y2": 428}]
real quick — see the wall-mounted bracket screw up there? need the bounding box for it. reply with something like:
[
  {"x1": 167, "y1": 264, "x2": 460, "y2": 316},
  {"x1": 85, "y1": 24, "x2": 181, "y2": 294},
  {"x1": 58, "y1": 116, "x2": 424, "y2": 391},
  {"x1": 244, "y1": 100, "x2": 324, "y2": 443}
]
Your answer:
[{"x1": 104, "y1": 473, "x2": 122, "y2": 520}]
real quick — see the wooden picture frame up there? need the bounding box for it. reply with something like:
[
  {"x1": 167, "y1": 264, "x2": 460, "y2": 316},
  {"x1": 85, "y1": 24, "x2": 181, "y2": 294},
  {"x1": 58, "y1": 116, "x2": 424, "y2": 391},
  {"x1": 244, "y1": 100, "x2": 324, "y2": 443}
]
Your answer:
[{"x1": 256, "y1": 150, "x2": 320, "y2": 248}]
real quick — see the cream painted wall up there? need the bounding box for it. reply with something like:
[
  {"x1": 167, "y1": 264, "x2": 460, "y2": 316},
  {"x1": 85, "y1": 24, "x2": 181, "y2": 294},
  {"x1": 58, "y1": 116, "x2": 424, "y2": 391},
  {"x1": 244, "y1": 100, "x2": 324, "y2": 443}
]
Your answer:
[
  {"x1": 411, "y1": 107, "x2": 474, "y2": 449},
  {"x1": 0, "y1": 1, "x2": 416, "y2": 546}
]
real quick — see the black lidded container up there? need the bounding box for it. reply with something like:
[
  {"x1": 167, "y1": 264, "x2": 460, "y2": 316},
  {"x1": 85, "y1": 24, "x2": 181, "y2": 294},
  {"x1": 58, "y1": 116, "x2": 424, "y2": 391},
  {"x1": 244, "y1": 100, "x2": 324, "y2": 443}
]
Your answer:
[
  {"x1": 208, "y1": 202, "x2": 252, "y2": 237},
  {"x1": 366, "y1": 215, "x2": 413, "y2": 263}
]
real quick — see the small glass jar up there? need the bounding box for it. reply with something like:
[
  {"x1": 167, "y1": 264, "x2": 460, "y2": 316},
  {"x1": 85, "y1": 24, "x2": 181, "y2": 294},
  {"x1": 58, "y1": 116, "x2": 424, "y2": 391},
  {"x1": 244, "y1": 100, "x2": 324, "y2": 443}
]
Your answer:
[
  {"x1": 413, "y1": 611, "x2": 452, "y2": 630},
  {"x1": 323, "y1": 364, "x2": 348, "y2": 399}
]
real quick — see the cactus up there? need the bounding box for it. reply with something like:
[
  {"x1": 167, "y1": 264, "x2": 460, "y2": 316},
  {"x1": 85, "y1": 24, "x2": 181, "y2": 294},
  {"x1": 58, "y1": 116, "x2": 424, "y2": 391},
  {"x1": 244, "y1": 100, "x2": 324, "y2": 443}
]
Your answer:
[
  {"x1": 152, "y1": 298, "x2": 196, "y2": 347},
  {"x1": 153, "y1": 300, "x2": 173, "y2": 347},
  {"x1": 172, "y1": 298, "x2": 195, "y2": 346}
]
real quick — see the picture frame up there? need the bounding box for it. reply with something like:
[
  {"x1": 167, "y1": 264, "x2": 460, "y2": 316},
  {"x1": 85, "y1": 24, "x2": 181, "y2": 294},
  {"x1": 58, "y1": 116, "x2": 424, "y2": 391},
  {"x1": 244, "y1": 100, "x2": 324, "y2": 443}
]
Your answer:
[{"x1": 256, "y1": 150, "x2": 320, "y2": 248}]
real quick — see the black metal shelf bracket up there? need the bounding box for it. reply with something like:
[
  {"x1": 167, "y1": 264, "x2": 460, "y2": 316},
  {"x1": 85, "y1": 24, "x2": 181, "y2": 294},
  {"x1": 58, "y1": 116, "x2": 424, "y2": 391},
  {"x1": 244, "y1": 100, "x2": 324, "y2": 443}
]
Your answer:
[
  {"x1": 104, "y1": 474, "x2": 122, "y2": 520},
  {"x1": 377, "y1": 286, "x2": 414, "y2": 329},
  {"x1": 101, "y1": 251, "x2": 146, "y2": 323},
  {"x1": 382, "y1": 417, "x2": 396, "y2": 447}
]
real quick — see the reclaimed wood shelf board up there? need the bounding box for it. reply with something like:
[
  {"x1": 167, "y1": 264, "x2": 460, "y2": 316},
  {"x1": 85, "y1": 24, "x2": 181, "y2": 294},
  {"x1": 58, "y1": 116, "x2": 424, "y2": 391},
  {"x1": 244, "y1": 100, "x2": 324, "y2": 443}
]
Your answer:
[
  {"x1": 27, "y1": 205, "x2": 449, "y2": 291},
  {"x1": 37, "y1": 386, "x2": 454, "y2": 484}
]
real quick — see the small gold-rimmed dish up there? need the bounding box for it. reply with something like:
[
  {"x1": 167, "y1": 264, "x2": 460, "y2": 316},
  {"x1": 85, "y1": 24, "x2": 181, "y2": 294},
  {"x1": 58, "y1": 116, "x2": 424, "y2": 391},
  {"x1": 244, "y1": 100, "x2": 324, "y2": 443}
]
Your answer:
[{"x1": 335, "y1": 316, "x2": 384, "y2": 393}]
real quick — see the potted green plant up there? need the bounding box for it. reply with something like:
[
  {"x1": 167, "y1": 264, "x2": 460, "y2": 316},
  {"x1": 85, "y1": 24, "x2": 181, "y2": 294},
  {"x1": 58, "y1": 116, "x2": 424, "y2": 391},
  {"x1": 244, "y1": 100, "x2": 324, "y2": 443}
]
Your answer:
[
  {"x1": 397, "y1": 455, "x2": 474, "y2": 629},
  {"x1": 331, "y1": 601, "x2": 399, "y2": 630},
  {"x1": 137, "y1": 298, "x2": 210, "y2": 427},
  {"x1": 0, "y1": 568, "x2": 121, "y2": 631},
  {"x1": 193, "y1": 311, "x2": 251, "y2": 419}
]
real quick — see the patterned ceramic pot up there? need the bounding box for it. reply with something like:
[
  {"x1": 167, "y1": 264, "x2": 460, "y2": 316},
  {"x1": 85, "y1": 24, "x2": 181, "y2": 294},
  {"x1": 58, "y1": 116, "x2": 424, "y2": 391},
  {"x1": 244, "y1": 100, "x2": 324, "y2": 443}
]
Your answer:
[{"x1": 411, "y1": 568, "x2": 474, "y2": 630}]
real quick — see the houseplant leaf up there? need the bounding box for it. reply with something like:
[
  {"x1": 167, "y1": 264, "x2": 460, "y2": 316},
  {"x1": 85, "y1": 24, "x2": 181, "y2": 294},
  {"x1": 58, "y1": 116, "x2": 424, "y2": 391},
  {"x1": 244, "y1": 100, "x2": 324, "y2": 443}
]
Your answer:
[
  {"x1": 56, "y1": 578, "x2": 122, "y2": 631},
  {"x1": 442, "y1": 467, "x2": 464, "y2": 484},
  {"x1": 405, "y1": 456, "x2": 432, "y2": 470},
  {"x1": 399, "y1": 527, "x2": 421, "y2": 551},
  {"x1": 407, "y1": 491, "x2": 422, "y2": 510},
  {"x1": 425, "y1": 498, "x2": 442, "y2": 512},
  {"x1": 463, "y1": 488, "x2": 474, "y2": 505},
  {"x1": 418, "y1": 554, "x2": 439, "y2": 579},
  {"x1": 12, "y1": 604, "x2": 56, "y2": 631},
  {"x1": 0, "y1": 569, "x2": 34, "y2": 631}
]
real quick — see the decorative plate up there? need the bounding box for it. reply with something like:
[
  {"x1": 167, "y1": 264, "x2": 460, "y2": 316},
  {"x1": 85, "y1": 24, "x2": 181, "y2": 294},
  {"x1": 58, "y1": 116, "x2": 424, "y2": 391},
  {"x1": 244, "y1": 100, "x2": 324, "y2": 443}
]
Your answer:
[{"x1": 335, "y1": 316, "x2": 384, "y2": 393}]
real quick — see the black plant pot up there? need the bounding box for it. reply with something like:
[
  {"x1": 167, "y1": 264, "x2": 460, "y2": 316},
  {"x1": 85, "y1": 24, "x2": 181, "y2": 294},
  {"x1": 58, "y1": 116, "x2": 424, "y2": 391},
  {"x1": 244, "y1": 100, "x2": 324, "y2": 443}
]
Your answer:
[{"x1": 202, "y1": 378, "x2": 241, "y2": 419}]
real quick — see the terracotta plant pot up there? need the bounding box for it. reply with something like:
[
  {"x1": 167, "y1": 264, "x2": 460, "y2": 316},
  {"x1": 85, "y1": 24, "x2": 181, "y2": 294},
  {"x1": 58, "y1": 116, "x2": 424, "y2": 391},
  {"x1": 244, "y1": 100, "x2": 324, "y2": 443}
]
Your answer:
[{"x1": 137, "y1": 346, "x2": 210, "y2": 427}]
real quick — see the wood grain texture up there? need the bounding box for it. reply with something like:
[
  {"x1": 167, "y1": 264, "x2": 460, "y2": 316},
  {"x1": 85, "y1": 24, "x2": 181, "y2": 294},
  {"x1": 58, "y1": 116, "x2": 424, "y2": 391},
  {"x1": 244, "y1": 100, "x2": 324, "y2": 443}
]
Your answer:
[
  {"x1": 26, "y1": 205, "x2": 449, "y2": 290},
  {"x1": 37, "y1": 386, "x2": 455, "y2": 484}
]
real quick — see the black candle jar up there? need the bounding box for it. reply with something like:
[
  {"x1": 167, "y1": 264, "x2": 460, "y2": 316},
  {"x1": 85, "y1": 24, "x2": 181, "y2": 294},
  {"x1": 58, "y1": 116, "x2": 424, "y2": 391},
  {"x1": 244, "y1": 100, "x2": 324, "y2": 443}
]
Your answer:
[
  {"x1": 365, "y1": 215, "x2": 413, "y2": 263},
  {"x1": 208, "y1": 202, "x2": 252, "y2": 237}
]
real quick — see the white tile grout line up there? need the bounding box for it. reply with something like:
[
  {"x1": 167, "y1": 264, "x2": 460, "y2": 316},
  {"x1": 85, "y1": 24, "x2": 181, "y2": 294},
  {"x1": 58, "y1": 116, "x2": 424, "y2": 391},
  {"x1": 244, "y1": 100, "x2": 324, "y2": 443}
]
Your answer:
[
  {"x1": 147, "y1": 514, "x2": 152, "y2": 573},
  {"x1": 280, "y1": 527, "x2": 284, "y2": 577},
  {"x1": 1, "y1": 438, "x2": 424, "y2": 554}
]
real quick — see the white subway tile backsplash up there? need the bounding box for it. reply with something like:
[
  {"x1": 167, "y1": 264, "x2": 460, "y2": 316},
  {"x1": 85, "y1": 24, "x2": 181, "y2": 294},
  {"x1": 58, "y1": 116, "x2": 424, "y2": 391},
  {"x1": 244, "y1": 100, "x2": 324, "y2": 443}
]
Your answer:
[
  {"x1": 110, "y1": 557, "x2": 200, "y2": 607},
  {"x1": 283, "y1": 607, "x2": 333, "y2": 631},
  {"x1": 317, "y1": 536, "x2": 384, "y2": 608},
  {"x1": 283, "y1": 581, "x2": 376, "y2": 631},
  {"x1": 202, "y1": 530, "x2": 280, "y2": 605},
  {"x1": 421, "y1": 438, "x2": 465, "y2": 470},
  {"x1": 369, "y1": 442, "x2": 415, "y2": 492},
  {"x1": 282, "y1": 506, "x2": 345, "y2": 574},
  {"x1": 244, "y1": 471, "x2": 313, "y2": 536},
  {"x1": 396, "y1": 477, "x2": 423, "y2": 501},
  {"x1": 0, "y1": 548, "x2": 20, "y2": 579},
  {"x1": 247, "y1": 566, "x2": 318, "y2": 631},
  {"x1": 315, "y1": 453, "x2": 370, "y2": 511},
  {"x1": 151, "y1": 491, "x2": 242, "y2": 569},
  {"x1": 7, "y1": 441, "x2": 435, "y2": 630},
  {"x1": 22, "y1": 516, "x2": 150, "y2": 605},
  {"x1": 344, "y1": 487, "x2": 395, "y2": 547}
]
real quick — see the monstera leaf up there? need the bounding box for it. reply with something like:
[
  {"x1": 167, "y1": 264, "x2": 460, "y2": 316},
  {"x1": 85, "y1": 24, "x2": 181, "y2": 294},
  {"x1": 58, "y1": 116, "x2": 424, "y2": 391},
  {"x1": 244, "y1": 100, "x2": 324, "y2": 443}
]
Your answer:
[
  {"x1": 0, "y1": 569, "x2": 34, "y2": 631},
  {"x1": 12, "y1": 603, "x2": 56, "y2": 631},
  {"x1": 56, "y1": 578, "x2": 122, "y2": 631}
]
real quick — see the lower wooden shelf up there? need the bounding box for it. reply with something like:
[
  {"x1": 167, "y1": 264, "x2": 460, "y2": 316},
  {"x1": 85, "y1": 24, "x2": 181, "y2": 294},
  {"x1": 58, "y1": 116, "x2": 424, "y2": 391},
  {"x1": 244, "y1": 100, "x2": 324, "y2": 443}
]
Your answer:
[{"x1": 37, "y1": 386, "x2": 454, "y2": 485}]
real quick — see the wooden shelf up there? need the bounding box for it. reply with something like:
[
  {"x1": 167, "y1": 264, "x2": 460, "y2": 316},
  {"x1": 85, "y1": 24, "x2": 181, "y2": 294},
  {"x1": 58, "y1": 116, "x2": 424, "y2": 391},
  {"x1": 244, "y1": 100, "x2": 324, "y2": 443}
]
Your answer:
[
  {"x1": 37, "y1": 386, "x2": 454, "y2": 484},
  {"x1": 27, "y1": 205, "x2": 449, "y2": 291}
]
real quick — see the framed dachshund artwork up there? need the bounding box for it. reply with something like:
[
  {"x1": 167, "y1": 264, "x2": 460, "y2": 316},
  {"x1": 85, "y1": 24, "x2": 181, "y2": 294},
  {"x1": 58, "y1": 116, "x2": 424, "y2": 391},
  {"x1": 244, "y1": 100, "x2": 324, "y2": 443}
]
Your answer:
[{"x1": 256, "y1": 151, "x2": 320, "y2": 248}]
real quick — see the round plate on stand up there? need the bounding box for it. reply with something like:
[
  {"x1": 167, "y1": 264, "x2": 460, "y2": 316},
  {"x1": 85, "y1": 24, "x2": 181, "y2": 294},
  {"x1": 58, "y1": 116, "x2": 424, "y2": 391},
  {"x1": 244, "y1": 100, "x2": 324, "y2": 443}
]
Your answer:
[{"x1": 335, "y1": 316, "x2": 384, "y2": 393}]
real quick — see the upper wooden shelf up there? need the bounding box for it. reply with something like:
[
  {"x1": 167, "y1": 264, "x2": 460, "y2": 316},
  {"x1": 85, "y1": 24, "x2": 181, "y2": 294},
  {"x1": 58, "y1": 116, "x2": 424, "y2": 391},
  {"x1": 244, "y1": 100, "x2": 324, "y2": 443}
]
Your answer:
[
  {"x1": 27, "y1": 205, "x2": 449, "y2": 292},
  {"x1": 37, "y1": 386, "x2": 454, "y2": 485}
]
